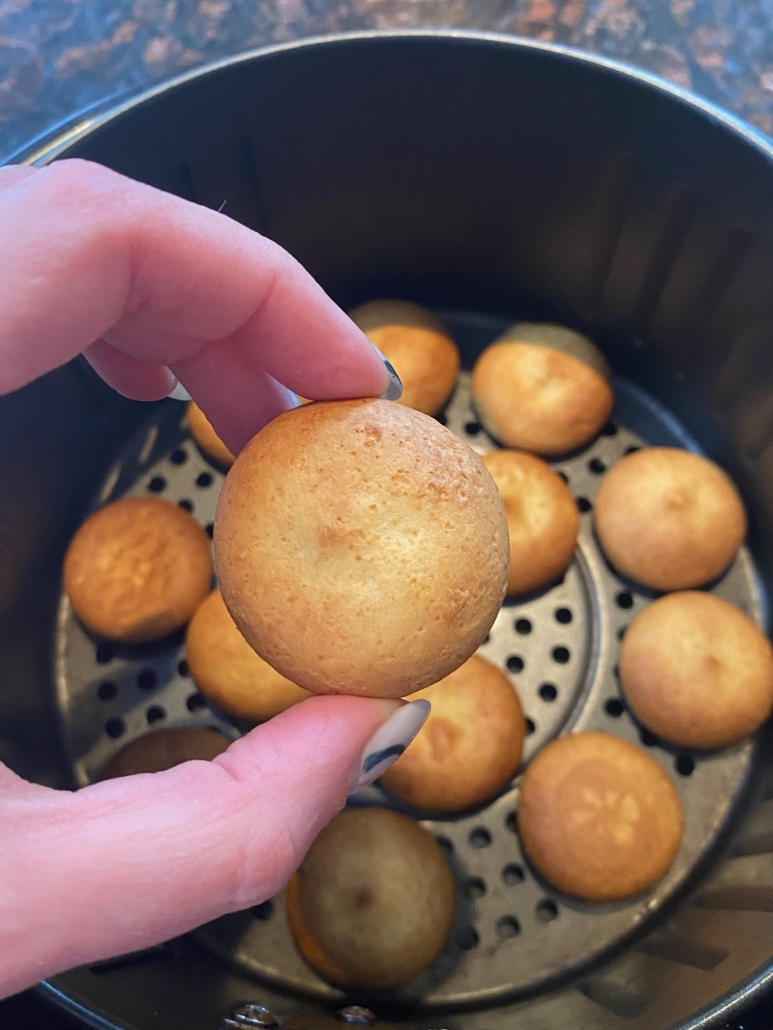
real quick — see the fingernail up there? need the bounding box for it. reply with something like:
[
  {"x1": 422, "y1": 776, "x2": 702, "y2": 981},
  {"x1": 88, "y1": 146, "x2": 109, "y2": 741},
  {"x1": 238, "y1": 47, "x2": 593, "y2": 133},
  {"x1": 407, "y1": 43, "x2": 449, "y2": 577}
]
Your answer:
[
  {"x1": 348, "y1": 699, "x2": 430, "y2": 793},
  {"x1": 371, "y1": 345, "x2": 403, "y2": 401},
  {"x1": 167, "y1": 379, "x2": 192, "y2": 402}
]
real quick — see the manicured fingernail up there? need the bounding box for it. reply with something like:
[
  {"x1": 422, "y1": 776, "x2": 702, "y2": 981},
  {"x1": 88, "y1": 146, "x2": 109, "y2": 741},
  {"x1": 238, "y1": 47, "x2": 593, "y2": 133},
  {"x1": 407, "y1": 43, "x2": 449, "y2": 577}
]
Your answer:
[
  {"x1": 167, "y1": 379, "x2": 192, "y2": 402},
  {"x1": 371, "y1": 344, "x2": 403, "y2": 401},
  {"x1": 349, "y1": 699, "x2": 430, "y2": 793}
]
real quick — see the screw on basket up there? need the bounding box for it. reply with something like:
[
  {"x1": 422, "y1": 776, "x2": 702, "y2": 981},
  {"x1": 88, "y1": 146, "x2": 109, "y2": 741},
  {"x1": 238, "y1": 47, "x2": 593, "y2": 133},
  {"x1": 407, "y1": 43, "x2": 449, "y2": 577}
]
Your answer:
[
  {"x1": 221, "y1": 1004, "x2": 282, "y2": 1029},
  {"x1": 336, "y1": 1007, "x2": 377, "y2": 1025}
]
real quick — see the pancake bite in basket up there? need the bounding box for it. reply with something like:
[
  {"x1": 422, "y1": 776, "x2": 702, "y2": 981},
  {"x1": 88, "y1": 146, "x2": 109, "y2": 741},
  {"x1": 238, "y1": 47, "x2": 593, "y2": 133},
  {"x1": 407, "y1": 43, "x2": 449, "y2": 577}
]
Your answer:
[
  {"x1": 350, "y1": 300, "x2": 460, "y2": 416},
  {"x1": 380, "y1": 654, "x2": 525, "y2": 811},
  {"x1": 188, "y1": 401, "x2": 235, "y2": 467},
  {"x1": 186, "y1": 589, "x2": 311, "y2": 721},
  {"x1": 99, "y1": 727, "x2": 229, "y2": 780},
  {"x1": 214, "y1": 398, "x2": 508, "y2": 698},
  {"x1": 620, "y1": 592, "x2": 773, "y2": 750},
  {"x1": 64, "y1": 496, "x2": 212, "y2": 643},
  {"x1": 518, "y1": 732, "x2": 684, "y2": 902},
  {"x1": 286, "y1": 807, "x2": 456, "y2": 989},
  {"x1": 482, "y1": 449, "x2": 579, "y2": 596},
  {"x1": 471, "y1": 323, "x2": 614, "y2": 455},
  {"x1": 594, "y1": 447, "x2": 747, "y2": 591}
]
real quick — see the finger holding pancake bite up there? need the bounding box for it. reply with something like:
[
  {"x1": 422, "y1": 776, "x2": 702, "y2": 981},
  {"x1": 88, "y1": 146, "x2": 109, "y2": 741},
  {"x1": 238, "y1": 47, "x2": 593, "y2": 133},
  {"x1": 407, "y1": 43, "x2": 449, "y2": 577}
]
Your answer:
[{"x1": 0, "y1": 160, "x2": 393, "y2": 455}]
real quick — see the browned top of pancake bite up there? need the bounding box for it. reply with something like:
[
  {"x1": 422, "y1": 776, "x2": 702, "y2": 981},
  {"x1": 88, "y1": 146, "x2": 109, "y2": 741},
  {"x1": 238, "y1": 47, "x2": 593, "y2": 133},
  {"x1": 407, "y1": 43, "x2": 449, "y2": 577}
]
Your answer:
[
  {"x1": 472, "y1": 329, "x2": 614, "y2": 455},
  {"x1": 64, "y1": 496, "x2": 212, "y2": 643},
  {"x1": 186, "y1": 589, "x2": 311, "y2": 722},
  {"x1": 620, "y1": 591, "x2": 773, "y2": 750},
  {"x1": 214, "y1": 398, "x2": 508, "y2": 698},
  {"x1": 380, "y1": 654, "x2": 525, "y2": 811},
  {"x1": 518, "y1": 731, "x2": 684, "y2": 902},
  {"x1": 350, "y1": 300, "x2": 460, "y2": 416},
  {"x1": 594, "y1": 447, "x2": 746, "y2": 591},
  {"x1": 482, "y1": 449, "x2": 579, "y2": 595}
]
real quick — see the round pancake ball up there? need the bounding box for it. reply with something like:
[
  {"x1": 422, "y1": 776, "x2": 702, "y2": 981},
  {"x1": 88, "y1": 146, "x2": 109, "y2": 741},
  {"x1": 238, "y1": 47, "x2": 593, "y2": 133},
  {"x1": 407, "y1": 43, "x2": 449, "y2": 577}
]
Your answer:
[
  {"x1": 64, "y1": 497, "x2": 212, "y2": 643},
  {"x1": 350, "y1": 300, "x2": 460, "y2": 416},
  {"x1": 380, "y1": 654, "x2": 525, "y2": 811},
  {"x1": 186, "y1": 589, "x2": 311, "y2": 722},
  {"x1": 287, "y1": 807, "x2": 455, "y2": 989},
  {"x1": 188, "y1": 401, "x2": 235, "y2": 467},
  {"x1": 620, "y1": 592, "x2": 773, "y2": 750},
  {"x1": 471, "y1": 323, "x2": 614, "y2": 455},
  {"x1": 214, "y1": 399, "x2": 509, "y2": 698},
  {"x1": 482, "y1": 449, "x2": 579, "y2": 595},
  {"x1": 99, "y1": 727, "x2": 229, "y2": 780},
  {"x1": 594, "y1": 448, "x2": 747, "y2": 591},
  {"x1": 518, "y1": 732, "x2": 683, "y2": 902}
]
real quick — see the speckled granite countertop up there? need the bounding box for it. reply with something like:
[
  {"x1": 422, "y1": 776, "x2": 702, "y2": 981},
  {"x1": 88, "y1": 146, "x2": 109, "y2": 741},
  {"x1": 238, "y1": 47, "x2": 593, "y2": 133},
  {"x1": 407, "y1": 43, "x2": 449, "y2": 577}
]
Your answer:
[{"x1": 2, "y1": 0, "x2": 773, "y2": 162}]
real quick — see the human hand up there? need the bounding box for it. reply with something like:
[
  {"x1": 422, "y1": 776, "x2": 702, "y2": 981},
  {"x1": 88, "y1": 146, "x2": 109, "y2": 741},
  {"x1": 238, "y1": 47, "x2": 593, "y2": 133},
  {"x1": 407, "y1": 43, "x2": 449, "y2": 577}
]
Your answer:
[
  {"x1": 0, "y1": 159, "x2": 399, "y2": 453},
  {"x1": 0, "y1": 160, "x2": 426, "y2": 997}
]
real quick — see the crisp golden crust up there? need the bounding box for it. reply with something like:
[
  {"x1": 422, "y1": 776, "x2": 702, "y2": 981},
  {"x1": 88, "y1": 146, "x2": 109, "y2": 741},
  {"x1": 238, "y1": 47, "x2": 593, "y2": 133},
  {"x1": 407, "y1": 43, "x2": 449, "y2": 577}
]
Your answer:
[
  {"x1": 291, "y1": 808, "x2": 456, "y2": 989},
  {"x1": 620, "y1": 592, "x2": 773, "y2": 750},
  {"x1": 594, "y1": 448, "x2": 747, "y2": 591},
  {"x1": 186, "y1": 589, "x2": 311, "y2": 721},
  {"x1": 471, "y1": 335, "x2": 614, "y2": 455},
  {"x1": 99, "y1": 727, "x2": 229, "y2": 779},
  {"x1": 188, "y1": 401, "x2": 235, "y2": 467},
  {"x1": 64, "y1": 497, "x2": 212, "y2": 642},
  {"x1": 214, "y1": 399, "x2": 509, "y2": 698},
  {"x1": 350, "y1": 300, "x2": 460, "y2": 416},
  {"x1": 482, "y1": 450, "x2": 579, "y2": 595},
  {"x1": 518, "y1": 732, "x2": 684, "y2": 902},
  {"x1": 380, "y1": 654, "x2": 525, "y2": 811}
]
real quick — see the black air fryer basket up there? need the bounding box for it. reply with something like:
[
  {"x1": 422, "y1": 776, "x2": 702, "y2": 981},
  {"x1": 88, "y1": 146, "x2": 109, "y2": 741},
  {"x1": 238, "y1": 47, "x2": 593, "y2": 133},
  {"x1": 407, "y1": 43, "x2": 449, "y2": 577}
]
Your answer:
[{"x1": 6, "y1": 30, "x2": 773, "y2": 1030}]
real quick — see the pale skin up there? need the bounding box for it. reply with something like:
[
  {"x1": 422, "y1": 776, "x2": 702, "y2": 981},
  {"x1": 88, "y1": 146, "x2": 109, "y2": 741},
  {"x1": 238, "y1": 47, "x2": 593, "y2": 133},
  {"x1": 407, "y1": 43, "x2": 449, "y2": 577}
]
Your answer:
[{"x1": 0, "y1": 159, "x2": 402, "y2": 997}]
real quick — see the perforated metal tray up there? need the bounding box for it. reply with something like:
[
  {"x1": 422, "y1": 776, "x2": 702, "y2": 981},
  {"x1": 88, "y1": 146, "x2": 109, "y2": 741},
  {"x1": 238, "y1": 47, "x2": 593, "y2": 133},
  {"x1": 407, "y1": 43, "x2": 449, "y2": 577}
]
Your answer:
[{"x1": 54, "y1": 336, "x2": 765, "y2": 1013}]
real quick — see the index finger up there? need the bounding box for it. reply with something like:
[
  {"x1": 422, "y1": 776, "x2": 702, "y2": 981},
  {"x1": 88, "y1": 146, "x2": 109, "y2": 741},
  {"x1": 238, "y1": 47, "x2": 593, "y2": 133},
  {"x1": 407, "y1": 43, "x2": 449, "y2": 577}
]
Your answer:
[{"x1": 0, "y1": 160, "x2": 391, "y2": 452}]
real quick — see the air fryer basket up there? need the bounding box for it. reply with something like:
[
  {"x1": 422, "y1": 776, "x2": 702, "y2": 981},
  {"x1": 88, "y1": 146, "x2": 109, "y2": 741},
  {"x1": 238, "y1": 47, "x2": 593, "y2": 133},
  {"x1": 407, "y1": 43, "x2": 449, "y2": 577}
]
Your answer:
[{"x1": 6, "y1": 30, "x2": 773, "y2": 1030}]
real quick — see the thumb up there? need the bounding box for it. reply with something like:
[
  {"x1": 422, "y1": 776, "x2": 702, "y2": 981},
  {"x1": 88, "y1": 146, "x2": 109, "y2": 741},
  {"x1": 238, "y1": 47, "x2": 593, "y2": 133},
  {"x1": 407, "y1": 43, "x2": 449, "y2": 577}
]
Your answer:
[{"x1": 0, "y1": 695, "x2": 429, "y2": 997}]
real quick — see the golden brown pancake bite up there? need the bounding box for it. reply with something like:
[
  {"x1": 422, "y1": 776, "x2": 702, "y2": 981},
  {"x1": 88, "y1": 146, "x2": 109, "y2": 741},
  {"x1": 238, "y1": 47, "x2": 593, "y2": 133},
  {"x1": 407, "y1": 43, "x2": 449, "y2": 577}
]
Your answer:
[
  {"x1": 482, "y1": 449, "x2": 579, "y2": 595},
  {"x1": 350, "y1": 300, "x2": 460, "y2": 416},
  {"x1": 620, "y1": 592, "x2": 773, "y2": 750},
  {"x1": 471, "y1": 323, "x2": 614, "y2": 455},
  {"x1": 188, "y1": 401, "x2": 235, "y2": 467},
  {"x1": 517, "y1": 732, "x2": 683, "y2": 902},
  {"x1": 380, "y1": 654, "x2": 525, "y2": 811},
  {"x1": 214, "y1": 399, "x2": 509, "y2": 698},
  {"x1": 594, "y1": 447, "x2": 747, "y2": 591},
  {"x1": 64, "y1": 497, "x2": 212, "y2": 643},
  {"x1": 287, "y1": 807, "x2": 455, "y2": 988},
  {"x1": 186, "y1": 589, "x2": 311, "y2": 721}
]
